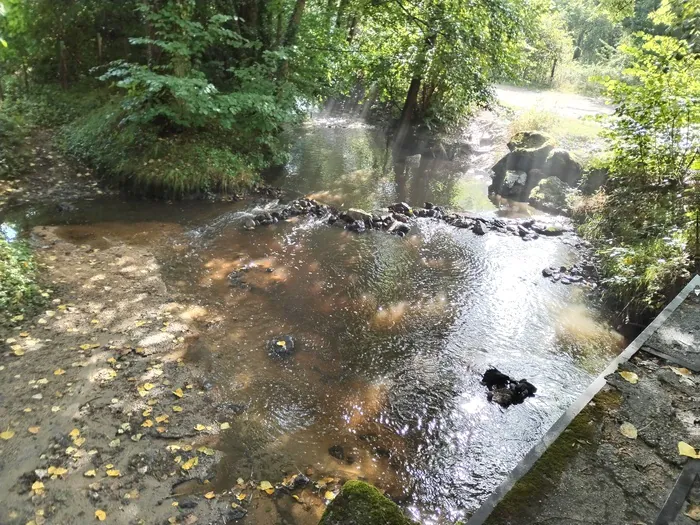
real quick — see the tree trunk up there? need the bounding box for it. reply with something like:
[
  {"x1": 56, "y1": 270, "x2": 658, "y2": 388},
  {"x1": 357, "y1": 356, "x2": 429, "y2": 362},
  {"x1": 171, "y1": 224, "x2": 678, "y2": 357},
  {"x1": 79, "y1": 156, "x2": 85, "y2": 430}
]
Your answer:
[
  {"x1": 59, "y1": 40, "x2": 69, "y2": 89},
  {"x1": 550, "y1": 57, "x2": 558, "y2": 83},
  {"x1": 336, "y1": 0, "x2": 350, "y2": 30},
  {"x1": 394, "y1": 77, "x2": 422, "y2": 151},
  {"x1": 97, "y1": 32, "x2": 103, "y2": 62},
  {"x1": 284, "y1": 0, "x2": 307, "y2": 46}
]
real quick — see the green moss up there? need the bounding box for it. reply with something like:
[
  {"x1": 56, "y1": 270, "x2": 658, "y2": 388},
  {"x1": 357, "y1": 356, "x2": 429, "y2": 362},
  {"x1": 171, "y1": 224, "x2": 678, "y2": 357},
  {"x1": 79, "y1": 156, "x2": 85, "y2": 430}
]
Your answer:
[
  {"x1": 508, "y1": 131, "x2": 556, "y2": 152},
  {"x1": 319, "y1": 481, "x2": 418, "y2": 525}
]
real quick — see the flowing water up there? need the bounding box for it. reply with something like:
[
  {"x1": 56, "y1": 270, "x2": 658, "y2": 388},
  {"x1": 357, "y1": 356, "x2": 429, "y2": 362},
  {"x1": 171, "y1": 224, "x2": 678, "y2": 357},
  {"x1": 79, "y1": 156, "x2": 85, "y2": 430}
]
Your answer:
[{"x1": 1, "y1": 115, "x2": 622, "y2": 523}]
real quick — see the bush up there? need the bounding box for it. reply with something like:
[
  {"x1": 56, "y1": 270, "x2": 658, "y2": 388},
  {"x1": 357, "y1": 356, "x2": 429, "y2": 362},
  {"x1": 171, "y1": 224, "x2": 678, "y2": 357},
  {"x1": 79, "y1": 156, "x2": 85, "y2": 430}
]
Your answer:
[
  {"x1": 0, "y1": 110, "x2": 29, "y2": 178},
  {"x1": 0, "y1": 237, "x2": 43, "y2": 322}
]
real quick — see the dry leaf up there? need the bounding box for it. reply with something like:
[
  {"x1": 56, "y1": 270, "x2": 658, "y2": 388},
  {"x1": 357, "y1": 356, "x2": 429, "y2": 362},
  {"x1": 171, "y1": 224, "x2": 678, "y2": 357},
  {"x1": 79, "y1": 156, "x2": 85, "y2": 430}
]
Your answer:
[
  {"x1": 670, "y1": 367, "x2": 692, "y2": 377},
  {"x1": 220, "y1": 422, "x2": 230, "y2": 430},
  {"x1": 236, "y1": 493, "x2": 246, "y2": 501},
  {"x1": 84, "y1": 470, "x2": 97, "y2": 478},
  {"x1": 204, "y1": 491, "x2": 215, "y2": 499},
  {"x1": 678, "y1": 441, "x2": 700, "y2": 459},
  {"x1": 95, "y1": 510, "x2": 106, "y2": 521},
  {"x1": 173, "y1": 388, "x2": 183, "y2": 398},
  {"x1": 74, "y1": 437, "x2": 86, "y2": 447},
  {"x1": 194, "y1": 424, "x2": 206, "y2": 431},
  {"x1": 325, "y1": 491, "x2": 336, "y2": 501},
  {"x1": 181, "y1": 457, "x2": 198, "y2": 470},
  {"x1": 54, "y1": 369, "x2": 66, "y2": 376},
  {"x1": 155, "y1": 415, "x2": 169, "y2": 424},
  {"x1": 142, "y1": 383, "x2": 155, "y2": 391},
  {"x1": 685, "y1": 505, "x2": 700, "y2": 521},
  {"x1": 172, "y1": 406, "x2": 183, "y2": 413},
  {"x1": 69, "y1": 429, "x2": 80, "y2": 439},
  {"x1": 0, "y1": 430, "x2": 15, "y2": 440},
  {"x1": 106, "y1": 469, "x2": 120, "y2": 477},
  {"x1": 258, "y1": 481, "x2": 273, "y2": 491},
  {"x1": 236, "y1": 478, "x2": 245, "y2": 486},
  {"x1": 619, "y1": 371, "x2": 639, "y2": 384},
  {"x1": 28, "y1": 426, "x2": 40, "y2": 434},
  {"x1": 620, "y1": 422, "x2": 638, "y2": 439},
  {"x1": 142, "y1": 420, "x2": 153, "y2": 428},
  {"x1": 32, "y1": 481, "x2": 45, "y2": 494},
  {"x1": 197, "y1": 446, "x2": 215, "y2": 456}
]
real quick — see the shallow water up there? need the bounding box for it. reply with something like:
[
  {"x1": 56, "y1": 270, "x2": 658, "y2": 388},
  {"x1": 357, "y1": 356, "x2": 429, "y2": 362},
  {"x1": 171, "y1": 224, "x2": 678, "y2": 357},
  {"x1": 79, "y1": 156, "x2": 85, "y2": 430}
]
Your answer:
[{"x1": 1, "y1": 118, "x2": 622, "y2": 523}]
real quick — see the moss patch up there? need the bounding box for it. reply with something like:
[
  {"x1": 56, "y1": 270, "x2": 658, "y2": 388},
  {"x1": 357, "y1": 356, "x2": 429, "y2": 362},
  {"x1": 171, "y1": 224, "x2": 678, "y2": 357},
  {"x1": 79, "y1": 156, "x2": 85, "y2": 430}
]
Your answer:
[{"x1": 319, "y1": 480, "x2": 418, "y2": 525}]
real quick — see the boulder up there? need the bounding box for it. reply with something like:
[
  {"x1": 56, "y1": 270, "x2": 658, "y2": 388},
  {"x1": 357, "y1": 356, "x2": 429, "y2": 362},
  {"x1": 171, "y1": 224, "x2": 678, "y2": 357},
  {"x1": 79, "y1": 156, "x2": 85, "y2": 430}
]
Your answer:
[
  {"x1": 345, "y1": 208, "x2": 373, "y2": 222},
  {"x1": 529, "y1": 176, "x2": 572, "y2": 215},
  {"x1": 481, "y1": 368, "x2": 537, "y2": 408},
  {"x1": 544, "y1": 148, "x2": 583, "y2": 186},
  {"x1": 579, "y1": 166, "x2": 609, "y2": 195},
  {"x1": 388, "y1": 202, "x2": 413, "y2": 216},
  {"x1": 319, "y1": 480, "x2": 418, "y2": 525}
]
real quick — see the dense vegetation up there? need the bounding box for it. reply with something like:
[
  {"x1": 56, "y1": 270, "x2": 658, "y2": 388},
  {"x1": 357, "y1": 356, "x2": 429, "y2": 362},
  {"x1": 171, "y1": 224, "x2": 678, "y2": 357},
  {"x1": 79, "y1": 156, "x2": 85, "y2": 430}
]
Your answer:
[
  {"x1": 0, "y1": 236, "x2": 44, "y2": 323},
  {"x1": 0, "y1": 0, "x2": 698, "y2": 321}
]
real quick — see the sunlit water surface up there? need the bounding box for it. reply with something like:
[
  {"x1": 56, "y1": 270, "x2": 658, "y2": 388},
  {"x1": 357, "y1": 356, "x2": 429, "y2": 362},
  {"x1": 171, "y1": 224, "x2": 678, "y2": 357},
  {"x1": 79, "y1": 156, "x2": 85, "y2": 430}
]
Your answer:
[{"x1": 2, "y1": 119, "x2": 622, "y2": 523}]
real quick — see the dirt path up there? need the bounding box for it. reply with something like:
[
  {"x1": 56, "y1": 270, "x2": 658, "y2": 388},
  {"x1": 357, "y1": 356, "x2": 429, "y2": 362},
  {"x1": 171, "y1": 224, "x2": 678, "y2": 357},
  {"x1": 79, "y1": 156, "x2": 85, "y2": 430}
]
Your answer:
[{"x1": 495, "y1": 85, "x2": 613, "y2": 118}]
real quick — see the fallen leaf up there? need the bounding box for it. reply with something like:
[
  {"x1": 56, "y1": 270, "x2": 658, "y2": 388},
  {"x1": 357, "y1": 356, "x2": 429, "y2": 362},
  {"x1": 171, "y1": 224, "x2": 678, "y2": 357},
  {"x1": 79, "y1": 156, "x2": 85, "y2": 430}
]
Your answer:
[
  {"x1": 620, "y1": 422, "x2": 638, "y2": 439},
  {"x1": 54, "y1": 369, "x2": 66, "y2": 376},
  {"x1": 95, "y1": 509, "x2": 106, "y2": 521},
  {"x1": 74, "y1": 437, "x2": 86, "y2": 447},
  {"x1": 181, "y1": 457, "x2": 199, "y2": 470},
  {"x1": 28, "y1": 426, "x2": 40, "y2": 434},
  {"x1": 619, "y1": 371, "x2": 639, "y2": 384},
  {"x1": 51, "y1": 406, "x2": 61, "y2": 412},
  {"x1": 31, "y1": 481, "x2": 45, "y2": 494},
  {"x1": 19, "y1": 332, "x2": 29, "y2": 337},
  {"x1": 142, "y1": 409, "x2": 152, "y2": 417},
  {"x1": 258, "y1": 481, "x2": 273, "y2": 491},
  {"x1": 0, "y1": 430, "x2": 15, "y2": 440},
  {"x1": 155, "y1": 415, "x2": 169, "y2": 424},
  {"x1": 685, "y1": 504, "x2": 700, "y2": 521},
  {"x1": 276, "y1": 340, "x2": 286, "y2": 347},
  {"x1": 84, "y1": 470, "x2": 96, "y2": 477},
  {"x1": 194, "y1": 424, "x2": 206, "y2": 431},
  {"x1": 198, "y1": 446, "x2": 215, "y2": 456},
  {"x1": 204, "y1": 491, "x2": 215, "y2": 499},
  {"x1": 220, "y1": 422, "x2": 230, "y2": 430},
  {"x1": 172, "y1": 406, "x2": 183, "y2": 412},
  {"x1": 142, "y1": 419, "x2": 153, "y2": 428},
  {"x1": 678, "y1": 441, "x2": 700, "y2": 459},
  {"x1": 106, "y1": 469, "x2": 120, "y2": 477},
  {"x1": 325, "y1": 491, "x2": 336, "y2": 501},
  {"x1": 236, "y1": 478, "x2": 245, "y2": 486},
  {"x1": 173, "y1": 388, "x2": 184, "y2": 398},
  {"x1": 670, "y1": 367, "x2": 692, "y2": 377},
  {"x1": 13, "y1": 347, "x2": 25, "y2": 356},
  {"x1": 142, "y1": 383, "x2": 155, "y2": 391},
  {"x1": 236, "y1": 493, "x2": 247, "y2": 501},
  {"x1": 69, "y1": 429, "x2": 81, "y2": 439}
]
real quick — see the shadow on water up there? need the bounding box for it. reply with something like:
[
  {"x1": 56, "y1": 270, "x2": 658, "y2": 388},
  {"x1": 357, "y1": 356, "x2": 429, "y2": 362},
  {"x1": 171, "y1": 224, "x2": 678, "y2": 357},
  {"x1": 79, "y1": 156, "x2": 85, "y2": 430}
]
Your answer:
[{"x1": 0, "y1": 118, "x2": 623, "y2": 524}]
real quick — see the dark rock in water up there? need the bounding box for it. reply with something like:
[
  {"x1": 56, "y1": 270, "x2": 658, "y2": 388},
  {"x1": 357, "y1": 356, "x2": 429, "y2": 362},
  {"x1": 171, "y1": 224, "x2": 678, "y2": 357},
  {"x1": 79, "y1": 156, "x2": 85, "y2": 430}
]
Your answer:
[
  {"x1": 481, "y1": 368, "x2": 537, "y2": 407},
  {"x1": 227, "y1": 270, "x2": 248, "y2": 289},
  {"x1": 388, "y1": 202, "x2": 413, "y2": 216},
  {"x1": 542, "y1": 268, "x2": 554, "y2": 277},
  {"x1": 544, "y1": 148, "x2": 583, "y2": 186},
  {"x1": 346, "y1": 208, "x2": 373, "y2": 222},
  {"x1": 473, "y1": 221, "x2": 487, "y2": 236},
  {"x1": 424, "y1": 202, "x2": 435, "y2": 210},
  {"x1": 328, "y1": 444, "x2": 345, "y2": 460},
  {"x1": 56, "y1": 202, "x2": 75, "y2": 213},
  {"x1": 243, "y1": 218, "x2": 256, "y2": 230},
  {"x1": 392, "y1": 213, "x2": 410, "y2": 223},
  {"x1": 531, "y1": 222, "x2": 566, "y2": 236},
  {"x1": 388, "y1": 221, "x2": 410, "y2": 235},
  {"x1": 267, "y1": 335, "x2": 295, "y2": 358},
  {"x1": 216, "y1": 402, "x2": 247, "y2": 416},
  {"x1": 347, "y1": 220, "x2": 366, "y2": 233}
]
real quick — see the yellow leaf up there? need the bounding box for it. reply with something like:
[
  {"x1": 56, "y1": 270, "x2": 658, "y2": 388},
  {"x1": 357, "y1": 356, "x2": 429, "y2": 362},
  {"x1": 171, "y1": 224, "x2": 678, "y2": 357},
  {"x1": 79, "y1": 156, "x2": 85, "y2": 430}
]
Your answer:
[
  {"x1": 678, "y1": 441, "x2": 700, "y2": 459},
  {"x1": 106, "y1": 469, "x2": 120, "y2": 477},
  {"x1": 155, "y1": 415, "x2": 169, "y2": 424},
  {"x1": 173, "y1": 388, "x2": 183, "y2": 398},
  {"x1": 95, "y1": 509, "x2": 106, "y2": 521},
  {"x1": 325, "y1": 491, "x2": 336, "y2": 501},
  {"x1": 0, "y1": 430, "x2": 15, "y2": 440},
  {"x1": 276, "y1": 340, "x2": 286, "y2": 347},
  {"x1": 220, "y1": 422, "x2": 230, "y2": 430},
  {"x1": 172, "y1": 406, "x2": 183, "y2": 413},
  {"x1": 194, "y1": 424, "x2": 206, "y2": 431},
  {"x1": 32, "y1": 481, "x2": 45, "y2": 494},
  {"x1": 198, "y1": 446, "x2": 215, "y2": 456},
  {"x1": 13, "y1": 347, "x2": 25, "y2": 356},
  {"x1": 52, "y1": 467, "x2": 68, "y2": 477},
  {"x1": 142, "y1": 409, "x2": 152, "y2": 417},
  {"x1": 236, "y1": 478, "x2": 245, "y2": 486},
  {"x1": 69, "y1": 429, "x2": 81, "y2": 439},
  {"x1": 105, "y1": 464, "x2": 114, "y2": 469},
  {"x1": 74, "y1": 437, "x2": 86, "y2": 447},
  {"x1": 258, "y1": 481, "x2": 273, "y2": 491},
  {"x1": 670, "y1": 367, "x2": 692, "y2": 377},
  {"x1": 142, "y1": 383, "x2": 155, "y2": 391},
  {"x1": 84, "y1": 470, "x2": 97, "y2": 477},
  {"x1": 619, "y1": 371, "x2": 639, "y2": 384},
  {"x1": 54, "y1": 369, "x2": 66, "y2": 376},
  {"x1": 292, "y1": 495, "x2": 300, "y2": 502},
  {"x1": 19, "y1": 332, "x2": 29, "y2": 337},
  {"x1": 204, "y1": 491, "x2": 215, "y2": 499},
  {"x1": 28, "y1": 426, "x2": 40, "y2": 434},
  {"x1": 237, "y1": 493, "x2": 247, "y2": 501},
  {"x1": 51, "y1": 406, "x2": 61, "y2": 412},
  {"x1": 619, "y1": 422, "x2": 637, "y2": 439},
  {"x1": 142, "y1": 419, "x2": 153, "y2": 428},
  {"x1": 265, "y1": 488, "x2": 275, "y2": 495},
  {"x1": 181, "y1": 457, "x2": 198, "y2": 470},
  {"x1": 80, "y1": 344, "x2": 91, "y2": 350}
]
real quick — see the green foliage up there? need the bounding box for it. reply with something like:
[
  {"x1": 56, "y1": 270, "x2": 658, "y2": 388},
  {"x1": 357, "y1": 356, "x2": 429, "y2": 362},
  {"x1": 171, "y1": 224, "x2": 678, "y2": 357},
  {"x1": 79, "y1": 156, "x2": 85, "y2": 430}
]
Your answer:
[
  {"x1": 576, "y1": 29, "x2": 700, "y2": 319},
  {"x1": 0, "y1": 108, "x2": 27, "y2": 177},
  {"x1": 0, "y1": 236, "x2": 43, "y2": 322}
]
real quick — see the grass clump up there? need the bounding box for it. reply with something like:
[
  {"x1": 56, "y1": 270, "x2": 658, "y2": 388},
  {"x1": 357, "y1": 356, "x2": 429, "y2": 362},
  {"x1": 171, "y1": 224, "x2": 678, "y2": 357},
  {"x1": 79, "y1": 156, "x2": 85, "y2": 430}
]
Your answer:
[{"x1": 0, "y1": 237, "x2": 44, "y2": 323}]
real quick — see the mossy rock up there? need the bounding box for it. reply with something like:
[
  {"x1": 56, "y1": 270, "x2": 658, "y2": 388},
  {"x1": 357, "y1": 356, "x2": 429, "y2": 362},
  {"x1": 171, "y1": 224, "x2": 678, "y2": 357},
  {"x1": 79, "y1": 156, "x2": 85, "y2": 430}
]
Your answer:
[
  {"x1": 544, "y1": 148, "x2": 583, "y2": 186},
  {"x1": 319, "y1": 481, "x2": 418, "y2": 525},
  {"x1": 505, "y1": 132, "x2": 556, "y2": 175},
  {"x1": 529, "y1": 176, "x2": 572, "y2": 215},
  {"x1": 507, "y1": 131, "x2": 556, "y2": 153}
]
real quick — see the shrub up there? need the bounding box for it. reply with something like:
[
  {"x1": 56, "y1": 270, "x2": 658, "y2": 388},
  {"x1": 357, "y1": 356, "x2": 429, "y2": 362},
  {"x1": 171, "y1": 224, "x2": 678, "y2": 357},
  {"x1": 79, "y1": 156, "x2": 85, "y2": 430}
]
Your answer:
[{"x1": 0, "y1": 237, "x2": 43, "y2": 322}]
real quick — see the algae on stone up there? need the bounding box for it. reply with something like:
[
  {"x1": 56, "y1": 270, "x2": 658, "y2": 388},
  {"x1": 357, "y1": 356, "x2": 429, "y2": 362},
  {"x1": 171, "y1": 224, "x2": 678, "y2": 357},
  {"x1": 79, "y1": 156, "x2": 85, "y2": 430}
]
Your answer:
[{"x1": 319, "y1": 480, "x2": 418, "y2": 525}]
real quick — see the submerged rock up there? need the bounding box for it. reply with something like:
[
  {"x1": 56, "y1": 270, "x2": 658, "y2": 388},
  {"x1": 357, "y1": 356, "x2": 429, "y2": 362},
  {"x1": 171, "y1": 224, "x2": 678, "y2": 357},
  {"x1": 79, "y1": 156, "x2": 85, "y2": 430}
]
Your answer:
[
  {"x1": 319, "y1": 480, "x2": 418, "y2": 525},
  {"x1": 267, "y1": 335, "x2": 296, "y2": 358},
  {"x1": 328, "y1": 444, "x2": 345, "y2": 460},
  {"x1": 481, "y1": 368, "x2": 537, "y2": 408}
]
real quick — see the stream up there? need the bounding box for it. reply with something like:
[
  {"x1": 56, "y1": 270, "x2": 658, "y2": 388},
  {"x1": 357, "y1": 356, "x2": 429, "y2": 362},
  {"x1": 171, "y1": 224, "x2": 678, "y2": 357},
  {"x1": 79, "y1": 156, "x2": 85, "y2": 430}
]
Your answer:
[{"x1": 1, "y1": 108, "x2": 622, "y2": 523}]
